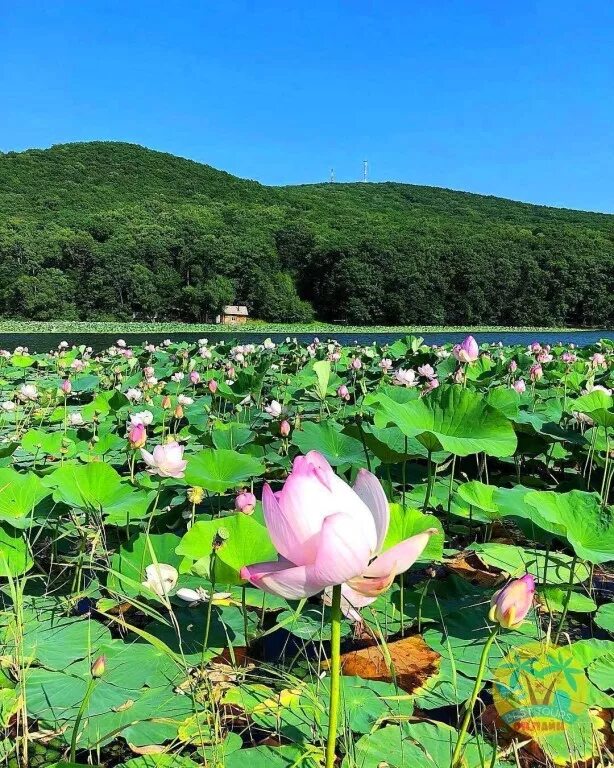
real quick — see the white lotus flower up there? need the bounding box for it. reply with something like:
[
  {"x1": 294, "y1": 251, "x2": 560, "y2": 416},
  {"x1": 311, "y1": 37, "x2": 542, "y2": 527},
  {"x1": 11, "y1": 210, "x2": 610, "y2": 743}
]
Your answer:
[{"x1": 141, "y1": 563, "x2": 178, "y2": 597}]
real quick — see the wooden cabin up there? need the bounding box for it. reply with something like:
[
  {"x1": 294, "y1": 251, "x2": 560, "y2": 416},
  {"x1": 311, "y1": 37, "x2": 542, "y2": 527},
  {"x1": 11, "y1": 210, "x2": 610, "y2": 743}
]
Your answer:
[{"x1": 216, "y1": 305, "x2": 249, "y2": 325}]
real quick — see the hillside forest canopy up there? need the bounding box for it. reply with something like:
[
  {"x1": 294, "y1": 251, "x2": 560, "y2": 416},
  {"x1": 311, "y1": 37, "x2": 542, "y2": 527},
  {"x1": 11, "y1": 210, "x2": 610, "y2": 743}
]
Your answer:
[{"x1": 0, "y1": 141, "x2": 612, "y2": 327}]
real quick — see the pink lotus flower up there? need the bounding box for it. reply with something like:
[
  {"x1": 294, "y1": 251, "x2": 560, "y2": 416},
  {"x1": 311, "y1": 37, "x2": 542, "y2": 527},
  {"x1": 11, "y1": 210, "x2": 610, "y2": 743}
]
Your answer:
[
  {"x1": 561, "y1": 352, "x2": 577, "y2": 364},
  {"x1": 265, "y1": 400, "x2": 282, "y2": 418},
  {"x1": 337, "y1": 384, "x2": 350, "y2": 401},
  {"x1": 453, "y1": 336, "x2": 479, "y2": 364},
  {"x1": 590, "y1": 353, "x2": 606, "y2": 368},
  {"x1": 350, "y1": 357, "x2": 362, "y2": 371},
  {"x1": 60, "y1": 379, "x2": 72, "y2": 395},
  {"x1": 417, "y1": 363, "x2": 436, "y2": 379},
  {"x1": 529, "y1": 363, "x2": 543, "y2": 381},
  {"x1": 235, "y1": 491, "x2": 257, "y2": 514},
  {"x1": 508, "y1": 360, "x2": 518, "y2": 373},
  {"x1": 489, "y1": 574, "x2": 535, "y2": 628},
  {"x1": 240, "y1": 451, "x2": 437, "y2": 601},
  {"x1": 380, "y1": 358, "x2": 392, "y2": 371},
  {"x1": 141, "y1": 441, "x2": 187, "y2": 478},
  {"x1": 128, "y1": 422, "x2": 147, "y2": 449},
  {"x1": 512, "y1": 379, "x2": 526, "y2": 394},
  {"x1": 393, "y1": 368, "x2": 417, "y2": 387},
  {"x1": 189, "y1": 370, "x2": 201, "y2": 385},
  {"x1": 208, "y1": 379, "x2": 218, "y2": 394}
]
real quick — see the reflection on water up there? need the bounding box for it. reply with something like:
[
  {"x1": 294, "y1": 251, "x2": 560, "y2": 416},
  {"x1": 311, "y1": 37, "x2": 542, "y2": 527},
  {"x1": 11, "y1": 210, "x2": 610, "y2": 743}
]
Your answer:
[{"x1": 0, "y1": 329, "x2": 611, "y2": 353}]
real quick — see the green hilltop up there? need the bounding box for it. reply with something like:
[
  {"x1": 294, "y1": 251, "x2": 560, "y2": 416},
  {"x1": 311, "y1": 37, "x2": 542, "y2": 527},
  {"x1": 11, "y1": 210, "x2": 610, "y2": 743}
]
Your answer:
[{"x1": 0, "y1": 141, "x2": 612, "y2": 326}]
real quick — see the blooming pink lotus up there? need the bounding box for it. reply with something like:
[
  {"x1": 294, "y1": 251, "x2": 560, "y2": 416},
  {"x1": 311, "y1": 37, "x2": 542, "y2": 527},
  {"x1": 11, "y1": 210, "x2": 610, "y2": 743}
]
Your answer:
[
  {"x1": 241, "y1": 451, "x2": 437, "y2": 600},
  {"x1": 141, "y1": 441, "x2": 187, "y2": 478},
  {"x1": 453, "y1": 335, "x2": 479, "y2": 364},
  {"x1": 489, "y1": 574, "x2": 535, "y2": 628}
]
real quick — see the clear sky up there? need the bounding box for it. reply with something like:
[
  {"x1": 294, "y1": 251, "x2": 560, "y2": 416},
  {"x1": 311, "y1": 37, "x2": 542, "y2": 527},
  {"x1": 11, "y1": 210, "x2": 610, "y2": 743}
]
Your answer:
[{"x1": 1, "y1": 1, "x2": 613, "y2": 212}]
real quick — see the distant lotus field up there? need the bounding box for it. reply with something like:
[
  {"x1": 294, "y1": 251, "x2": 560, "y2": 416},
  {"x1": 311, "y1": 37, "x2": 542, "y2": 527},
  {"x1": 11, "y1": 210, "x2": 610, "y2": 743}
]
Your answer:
[{"x1": 0, "y1": 334, "x2": 613, "y2": 768}]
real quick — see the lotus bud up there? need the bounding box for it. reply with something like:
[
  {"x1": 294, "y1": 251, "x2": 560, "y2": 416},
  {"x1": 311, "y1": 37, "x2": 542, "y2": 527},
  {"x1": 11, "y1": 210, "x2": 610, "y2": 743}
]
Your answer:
[
  {"x1": 280, "y1": 419, "x2": 291, "y2": 437},
  {"x1": 351, "y1": 357, "x2": 362, "y2": 370},
  {"x1": 489, "y1": 574, "x2": 535, "y2": 629},
  {"x1": 189, "y1": 370, "x2": 201, "y2": 385},
  {"x1": 60, "y1": 379, "x2": 72, "y2": 395},
  {"x1": 529, "y1": 363, "x2": 543, "y2": 381},
  {"x1": 512, "y1": 378, "x2": 526, "y2": 394},
  {"x1": 174, "y1": 404, "x2": 184, "y2": 419},
  {"x1": 208, "y1": 379, "x2": 218, "y2": 394},
  {"x1": 91, "y1": 655, "x2": 106, "y2": 678},
  {"x1": 235, "y1": 491, "x2": 256, "y2": 515},
  {"x1": 508, "y1": 360, "x2": 517, "y2": 373},
  {"x1": 337, "y1": 384, "x2": 350, "y2": 401},
  {"x1": 161, "y1": 395, "x2": 172, "y2": 409},
  {"x1": 453, "y1": 335, "x2": 479, "y2": 364},
  {"x1": 128, "y1": 422, "x2": 147, "y2": 449}
]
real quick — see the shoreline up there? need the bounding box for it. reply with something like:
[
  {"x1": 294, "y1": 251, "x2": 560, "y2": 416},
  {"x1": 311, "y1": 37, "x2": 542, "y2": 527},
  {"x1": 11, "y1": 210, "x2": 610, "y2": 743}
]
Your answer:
[{"x1": 0, "y1": 321, "x2": 604, "y2": 335}]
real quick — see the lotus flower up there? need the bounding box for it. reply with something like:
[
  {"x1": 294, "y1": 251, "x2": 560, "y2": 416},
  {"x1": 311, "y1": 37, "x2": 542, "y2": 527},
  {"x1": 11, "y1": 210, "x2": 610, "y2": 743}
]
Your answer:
[
  {"x1": 141, "y1": 563, "x2": 178, "y2": 596},
  {"x1": 280, "y1": 419, "x2": 291, "y2": 437},
  {"x1": 453, "y1": 335, "x2": 479, "y2": 363},
  {"x1": 141, "y1": 441, "x2": 187, "y2": 478},
  {"x1": 241, "y1": 451, "x2": 437, "y2": 601},
  {"x1": 130, "y1": 410, "x2": 154, "y2": 427},
  {"x1": 512, "y1": 379, "x2": 526, "y2": 394},
  {"x1": 60, "y1": 379, "x2": 72, "y2": 395},
  {"x1": 489, "y1": 574, "x2": 535, "y2": 628},
  {"x1": 208, "y1": 379, "x2": 218, "y2": 394},
  {"x1": 394, "y1": 368, "x2": 417, "y2": 387},
  {"x1": 265, "y1": 400, "x2": 282, "y2": 418},
  {"x1": 235, "y1": 491, "x2": 257, "y2": 514}
]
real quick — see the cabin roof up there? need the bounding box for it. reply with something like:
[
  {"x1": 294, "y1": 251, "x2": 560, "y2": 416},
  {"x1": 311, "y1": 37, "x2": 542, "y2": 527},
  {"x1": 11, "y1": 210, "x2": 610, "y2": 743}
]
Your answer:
[{"x1": 222, "y1": 305, "x2": 249, "y2": 316}]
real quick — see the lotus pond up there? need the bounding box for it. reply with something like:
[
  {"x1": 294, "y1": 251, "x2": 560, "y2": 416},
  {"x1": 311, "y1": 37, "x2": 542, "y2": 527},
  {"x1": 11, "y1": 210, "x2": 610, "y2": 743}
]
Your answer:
[{"x1": 0, "y1": 334, "x2": 613, "y2": 768}]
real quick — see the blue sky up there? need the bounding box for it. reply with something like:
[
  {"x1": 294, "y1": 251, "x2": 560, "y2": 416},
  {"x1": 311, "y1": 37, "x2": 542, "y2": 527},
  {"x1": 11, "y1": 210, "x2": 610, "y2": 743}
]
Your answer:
[{"x1": 2, "y1": 1, "x2": 613, "y2": 211}]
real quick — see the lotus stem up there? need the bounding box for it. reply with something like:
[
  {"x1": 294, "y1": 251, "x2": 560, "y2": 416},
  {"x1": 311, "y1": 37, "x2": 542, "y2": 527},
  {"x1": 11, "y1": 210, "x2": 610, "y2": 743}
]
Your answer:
[
  {"x1": 554, "y1": 554, "x2": 578, "y2": 645},
  {"x1": 325, "y1": 583, "x2": 342, "y2": 768},
  {"x1": 451, "y1": 626, "x2": 499, "y2": 767},
  {"x1": 69, "y1": 676, "x2": 96, "y2": 763}
]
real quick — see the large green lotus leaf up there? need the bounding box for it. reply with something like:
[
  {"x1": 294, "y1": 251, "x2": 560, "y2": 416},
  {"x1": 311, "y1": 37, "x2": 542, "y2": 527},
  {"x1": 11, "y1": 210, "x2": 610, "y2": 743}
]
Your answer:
[
  {"x1": 455, "y1": 481, "x2": 500, "y2": 521},
  {"x1": 537, "y1": 586, "x2": 597, "y2": 614},
  {"x1": 211, "y1": 422, "x2": 254, "y2": 450},
  {"x1": 486, "y1": 386, "x2": 520, "y2": 418},
  {"x1": 184, "y1": 448, "x2": 264, "y2": 492},
  {"x1": 0, "y1": 522, "x2": 32, "y2": 577},
  {"x1": 313, "y1": 359, "x2": 331, "y2": 399},
  {"x1": 42, "y1": 462, "x2": 155, "y2": 524},
  {"x1": 20, "y1": 429, "x2": 76, "y2": 459},
  {"x1": 467, "y1": 542, "x2": 590, "y2": 585},
  {"x1": 107, "y1": 532, "x2": 183, "y2": 598},
  {"x1": 12, "y1": 614, "x2": 112, "y2": 669},
  {"x1": 383, "y1": 503, "x2": 444, "y2": 562},
  {"x1": 176, "y1": 513, "x2": 275, "y2": 585},
  {"x1": 291, "y1": 421, "x2": 368, "y2": 468},
  {"x1": 0, "y1": 467, "x2": 51, "y2": 527},
  {"x1": 361, "y1": 423, "x2": 449, "y2": 463},
  {"x1": 375, "y1": 386, "x2": 517, "y2": 457},
  {"x1": 344, "y1": 722, "x2": 495, "y2": 768},
  {"x1": 25, "y1": 667, "x2": 194, "y2": 749},
  {"x1": 119, "y1": 756, "x2": 201, "y2": 768},
  {"x1": 570, "y1": 390, "x2": 614, "y2": 427},
  {"x1": 225, "y1": 746, "x2": 320, "y2": 768},
  {"x1": 412, "y1": 656, "x2": 475, "y2": 709},
  {"x1": 525, "y1": 490, "x2": 614, "y2": 564},
  {"x1": 594, "y1": 603, "x2": 614, "y2": 633}
]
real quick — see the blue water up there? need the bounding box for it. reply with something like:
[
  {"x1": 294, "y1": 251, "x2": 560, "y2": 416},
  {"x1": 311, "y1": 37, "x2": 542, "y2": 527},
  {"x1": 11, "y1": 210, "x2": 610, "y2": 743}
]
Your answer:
[{"x1": 0, "y1": 329, "x2": 611, "y2": 352}]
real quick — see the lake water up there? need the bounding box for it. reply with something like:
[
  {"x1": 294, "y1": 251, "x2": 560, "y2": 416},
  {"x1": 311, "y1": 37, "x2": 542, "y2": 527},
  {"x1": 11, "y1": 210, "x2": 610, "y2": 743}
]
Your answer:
[{"x1": 1, "y1": 329, "x2": 612, "y2": 352}]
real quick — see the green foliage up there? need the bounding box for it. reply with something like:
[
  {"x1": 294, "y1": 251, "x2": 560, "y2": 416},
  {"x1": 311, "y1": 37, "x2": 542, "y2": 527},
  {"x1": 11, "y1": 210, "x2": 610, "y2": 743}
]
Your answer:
[{"x1": 0, "y1": 141, "x2": 612, "y2": 325}]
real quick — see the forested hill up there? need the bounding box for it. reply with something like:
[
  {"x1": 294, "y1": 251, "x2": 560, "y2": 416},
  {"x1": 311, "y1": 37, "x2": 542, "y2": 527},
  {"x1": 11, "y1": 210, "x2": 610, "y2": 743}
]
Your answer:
[{"x1": 0, "y1": 141, "x2": 612, "y2": 326}]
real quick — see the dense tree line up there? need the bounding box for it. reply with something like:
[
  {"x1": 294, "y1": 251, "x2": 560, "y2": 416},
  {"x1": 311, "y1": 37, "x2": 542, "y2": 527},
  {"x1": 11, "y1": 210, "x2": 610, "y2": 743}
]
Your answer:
[{"x1": 0, "y1": 141, "x2": 612, "y2": 326}]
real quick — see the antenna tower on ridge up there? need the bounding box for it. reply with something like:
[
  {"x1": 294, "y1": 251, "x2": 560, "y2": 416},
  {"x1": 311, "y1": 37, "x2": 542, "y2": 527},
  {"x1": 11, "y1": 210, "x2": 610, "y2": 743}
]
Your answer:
[
  {"x1": 330, "y1": 167, "x2": 335, "y2": 183},
  {"x1": 363, "y1": 159, "x2": 368, "y2": 182}
]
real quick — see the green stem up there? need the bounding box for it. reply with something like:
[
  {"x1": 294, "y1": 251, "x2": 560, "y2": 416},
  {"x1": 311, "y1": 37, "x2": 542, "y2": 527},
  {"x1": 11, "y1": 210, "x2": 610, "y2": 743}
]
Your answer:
[
  {"x1": 451, "y1": 626, "x2": 499, "y2": 767},
  {"x1": 201, "y1": 549, "x2": 217, "y2": 670},
  {"x1": 423, "y1": 451, "x2": 434, "y2": 511},
  {"x1": 554, "y1": 555, "x2": 578, "y2": 645},
  {"x1": 69, "y1": 677, "x2": 96, "y2": 763},
  {"x1": 325, "y1": 584, "x2": 342, "y2": 768}
]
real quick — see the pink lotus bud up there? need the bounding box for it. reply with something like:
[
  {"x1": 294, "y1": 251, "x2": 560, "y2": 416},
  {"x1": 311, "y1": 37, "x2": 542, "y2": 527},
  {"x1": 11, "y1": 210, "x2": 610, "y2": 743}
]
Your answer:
[
  {"x1": 561, "y1": 352, "x2": 577, "y2": 364},
  {"x1": 280, "y1": 419, "x2": 291, "y2": 437},
  {"x1": 265, "y1": 400, "x2": 282, "y2": 418},
  {"x1": 529, "y1": 363, "x2": 543, "y2": 381},
  {"x1": 189, "y1": 370, "x2": 201, "y2": 385},
  {"x1": 208, "y1": 379, "x2": 218, "y2": 394},
  {"x1": 331, "y1": 351, "x2": 341, "y2": 362},
  {"x1": 512, "y1": 379, "x2": 526, "y2": 394},
  {"x1": 453, "y1": 336, "x2": 479, "y2": 364},
  {"x1": 143, "y1": 366, "x2": 155, "y2": 378},
  {"x1": 380, "y1": 358, "x2": 392, "y2": 371},
  {"x1": 350, "y1": 357, "x2": 362, "y2": 371},
  {"x1": 128, "y1": 422, "x2": 147, "y2": 449},
  {"x1": 530, "y1": 342, "x2": 542, "y2": 354},
  {"x1": 489, "y1": 574, "x2": 535, "y2": 628},
  {"x1": 227, "y1": 366, "x2": 236, "y2": 379},
  {"x1": 337, "y1": 385, "x2": 350, "y2": 401},
  {"x1": 591, "y1": 353, "x2": 606, "y2": 368},
  {"x1": 508, "y1": 360, "x2": 518, "y2": 373},
  {"x1": 235, "y1": 491, "x2": 257, "y2": 515},
  {"x1": 60, "y1": 379, "x2": 72, "y2": 395}
]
